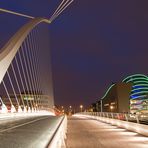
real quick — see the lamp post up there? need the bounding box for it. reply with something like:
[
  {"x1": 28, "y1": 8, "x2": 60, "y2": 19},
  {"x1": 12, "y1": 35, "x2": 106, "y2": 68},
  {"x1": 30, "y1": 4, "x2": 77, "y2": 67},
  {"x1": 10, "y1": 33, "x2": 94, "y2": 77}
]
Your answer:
[
  {"x1": 80, "y1": 105, "x2": 83, "y2": 112},
  {"x1": 100, "y1": 99, "x2": 103, "y2": 112},
  {"x1": 69, "y1": 106, "x2": 72, "y2": 115},
  {"x1": 110, "y1": 105, "x2": 114, "y2": 112}
]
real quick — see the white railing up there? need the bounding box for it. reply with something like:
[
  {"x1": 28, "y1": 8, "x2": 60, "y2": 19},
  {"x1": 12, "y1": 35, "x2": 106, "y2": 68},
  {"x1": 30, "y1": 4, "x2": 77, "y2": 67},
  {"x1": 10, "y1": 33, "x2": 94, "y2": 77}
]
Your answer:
[
  {"x1": 48, "y1": 115, "x2": 67, "y2": 148},
  {"x1": 75, "y1": 112, "x2": 148, "y2": 137},
  {"x1": 76, "y1": 112, "x2": 148, "y2": 124}
]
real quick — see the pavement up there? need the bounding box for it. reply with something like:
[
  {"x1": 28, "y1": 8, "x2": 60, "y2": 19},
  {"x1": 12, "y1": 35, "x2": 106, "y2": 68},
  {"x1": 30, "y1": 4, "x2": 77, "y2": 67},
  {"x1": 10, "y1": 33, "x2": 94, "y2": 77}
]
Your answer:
[
  {"x1": 66, "y1": 116, "x2": 148, "y2": 148},
  {"x1": 0, "y1": 115, "x2": 63, "y2": 148}
]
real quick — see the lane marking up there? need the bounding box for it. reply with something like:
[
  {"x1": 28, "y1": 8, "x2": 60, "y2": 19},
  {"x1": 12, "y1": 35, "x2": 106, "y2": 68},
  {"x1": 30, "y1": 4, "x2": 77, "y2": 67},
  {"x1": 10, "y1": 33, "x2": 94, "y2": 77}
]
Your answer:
[{"x1": 0, "y1": 116, "x2": 49, "y2": 133}]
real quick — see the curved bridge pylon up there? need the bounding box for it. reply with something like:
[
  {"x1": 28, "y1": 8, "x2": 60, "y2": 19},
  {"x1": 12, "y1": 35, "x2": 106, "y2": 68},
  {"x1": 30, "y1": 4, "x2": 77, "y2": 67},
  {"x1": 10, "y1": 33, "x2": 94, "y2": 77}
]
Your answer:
[
  {"x1": 0, "y1": 0, "x2": 74, "y2": 115},
  {"x1": 0, "y1": 17, "x2": 55, "y2": 114}
]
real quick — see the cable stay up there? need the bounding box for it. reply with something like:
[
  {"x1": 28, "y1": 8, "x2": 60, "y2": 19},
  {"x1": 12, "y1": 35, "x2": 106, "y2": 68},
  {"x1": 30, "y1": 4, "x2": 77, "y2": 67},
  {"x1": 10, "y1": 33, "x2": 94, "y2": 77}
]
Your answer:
[
  {"x1": 50, "y1": 0, "x2": 74, "y2": 22},
  {"x1": 0, "y1": 1, "x2": 74, "y2": 114}
]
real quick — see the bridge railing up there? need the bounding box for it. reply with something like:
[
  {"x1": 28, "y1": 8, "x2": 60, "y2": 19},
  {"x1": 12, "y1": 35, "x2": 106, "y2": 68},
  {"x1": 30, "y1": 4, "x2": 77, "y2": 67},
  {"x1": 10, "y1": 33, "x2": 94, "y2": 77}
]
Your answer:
[
  {"x1": 77, "y1": 111, "x2": 148, "y2": 124},
  {"x1": 75, "y1": 112, "x2": 148, "y2": 137}
]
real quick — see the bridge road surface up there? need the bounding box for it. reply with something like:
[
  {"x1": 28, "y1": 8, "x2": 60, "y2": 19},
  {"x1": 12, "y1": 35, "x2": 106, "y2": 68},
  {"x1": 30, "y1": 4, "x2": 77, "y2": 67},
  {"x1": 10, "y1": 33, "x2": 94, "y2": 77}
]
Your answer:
[
  {"x1": 66, "y1": 116, "x2": 148, "y2": 148},
  {"x1": 0, "y1": 115, "x2": 63, "y2": 148}
]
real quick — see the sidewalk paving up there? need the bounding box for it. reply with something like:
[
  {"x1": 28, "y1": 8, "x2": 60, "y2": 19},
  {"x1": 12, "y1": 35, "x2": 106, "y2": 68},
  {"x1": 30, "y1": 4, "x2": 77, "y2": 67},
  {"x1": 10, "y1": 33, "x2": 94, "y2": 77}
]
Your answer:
[{"x1": 66, "y1": 116, "x2": 148, "y2": 148}]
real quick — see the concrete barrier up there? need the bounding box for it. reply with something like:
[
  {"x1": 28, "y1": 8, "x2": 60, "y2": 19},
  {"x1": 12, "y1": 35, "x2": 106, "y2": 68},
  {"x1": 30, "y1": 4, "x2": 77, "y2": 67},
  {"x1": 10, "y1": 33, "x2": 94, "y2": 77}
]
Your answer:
[{"x1": 48, "y1": 115, "x2": 67, "y2": 148}]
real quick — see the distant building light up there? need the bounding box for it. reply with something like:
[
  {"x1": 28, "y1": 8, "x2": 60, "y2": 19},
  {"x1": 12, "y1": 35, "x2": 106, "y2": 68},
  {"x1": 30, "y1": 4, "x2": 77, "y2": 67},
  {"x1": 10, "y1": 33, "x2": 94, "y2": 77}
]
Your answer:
[
  {"x1": 110, "y1": 105, "x2": 114, "y2": 110},
  {"x1": 104, "y1": 104, "x2": 109, "y2": 107},
  {"x1": 24, "y1": 97, "x2": 34, "y2": 101}
]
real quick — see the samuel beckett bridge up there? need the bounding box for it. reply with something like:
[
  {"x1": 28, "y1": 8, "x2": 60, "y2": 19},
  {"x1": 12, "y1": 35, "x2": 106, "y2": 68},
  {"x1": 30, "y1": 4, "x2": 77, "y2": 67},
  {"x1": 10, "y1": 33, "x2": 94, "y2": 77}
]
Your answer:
[{"x1": 0, "y1": 1, "x2": 148, "y2": 148}]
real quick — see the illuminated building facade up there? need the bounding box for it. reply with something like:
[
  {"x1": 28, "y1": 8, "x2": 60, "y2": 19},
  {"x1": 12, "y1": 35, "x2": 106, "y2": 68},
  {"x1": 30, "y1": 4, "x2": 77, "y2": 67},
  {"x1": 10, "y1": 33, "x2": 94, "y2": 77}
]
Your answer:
[
  {"x1": 1, "y1": 93, "x2": 51, "y2": 111},
  {"x1": 123, "y1": 74, "x2": 148, "y2": 113},
  {"x1": 94, "y1": 74, "x2": 148, "y2": 113},
  {"x1": 97, "y1": 82, "x2": 132, "y2": 113}
]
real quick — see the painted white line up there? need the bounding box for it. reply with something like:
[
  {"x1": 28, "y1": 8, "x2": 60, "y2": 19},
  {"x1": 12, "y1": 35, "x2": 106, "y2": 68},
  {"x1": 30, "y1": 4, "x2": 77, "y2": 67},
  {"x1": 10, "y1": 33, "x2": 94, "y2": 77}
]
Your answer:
[{"x1": 0, "y1": 116, "x2": 49, "y2": 133}]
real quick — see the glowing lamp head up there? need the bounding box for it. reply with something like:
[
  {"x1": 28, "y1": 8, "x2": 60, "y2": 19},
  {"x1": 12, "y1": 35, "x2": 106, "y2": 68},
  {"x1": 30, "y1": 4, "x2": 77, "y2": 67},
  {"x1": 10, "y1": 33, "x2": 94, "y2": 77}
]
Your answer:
[{"x1": 110, "y1": 106, "x2": 114, "y2": 110}]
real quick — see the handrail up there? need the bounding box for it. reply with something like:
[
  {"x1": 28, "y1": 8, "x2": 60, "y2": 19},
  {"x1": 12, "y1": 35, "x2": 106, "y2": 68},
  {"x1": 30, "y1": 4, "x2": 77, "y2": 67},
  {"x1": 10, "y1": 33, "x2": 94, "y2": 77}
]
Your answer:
[
  {"x1": 0, "y1": 17, "x2": 50, "y2": 84},
  {"x1": 76, "y1": 112, "x2": 148, "y2": 124}
]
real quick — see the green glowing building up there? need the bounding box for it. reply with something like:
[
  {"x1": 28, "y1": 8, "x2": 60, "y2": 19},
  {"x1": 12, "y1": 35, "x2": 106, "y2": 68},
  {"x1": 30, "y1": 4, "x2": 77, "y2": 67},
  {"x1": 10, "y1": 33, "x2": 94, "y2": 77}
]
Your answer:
[
  {"x1": 123, "y1": 74, "x2": 148, "y2": 113},
  {"x1": 95, "y1": 74, "x2": 148, "y2": 113}
]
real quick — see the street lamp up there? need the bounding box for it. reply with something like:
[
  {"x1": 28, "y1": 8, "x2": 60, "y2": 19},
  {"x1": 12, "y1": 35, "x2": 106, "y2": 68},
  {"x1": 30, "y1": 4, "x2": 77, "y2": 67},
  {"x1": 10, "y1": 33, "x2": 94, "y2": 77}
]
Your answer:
[
  {"x1": 69, "y1": 106, "x2": 72, "y2": 116},
  {"x1": 110, "y1": 105, "x2": 114, "y2": 112},
  {"x1": 80, "y1": 105, "x2": 83, "y2": 112}
]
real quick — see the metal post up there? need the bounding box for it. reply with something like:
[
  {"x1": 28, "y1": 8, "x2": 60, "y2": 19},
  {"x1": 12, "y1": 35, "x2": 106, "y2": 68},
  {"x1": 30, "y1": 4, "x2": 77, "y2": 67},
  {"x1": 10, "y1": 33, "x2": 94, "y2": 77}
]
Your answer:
[
  {"x1": 100, "y1": 99, "x2": 103, "y2": 112},
  {"x1": 125, "y1": 113, "x2": 129, "y2": 122},
  {"x1": 136, "y1": 114, "x2": 140, "y2": 124}
]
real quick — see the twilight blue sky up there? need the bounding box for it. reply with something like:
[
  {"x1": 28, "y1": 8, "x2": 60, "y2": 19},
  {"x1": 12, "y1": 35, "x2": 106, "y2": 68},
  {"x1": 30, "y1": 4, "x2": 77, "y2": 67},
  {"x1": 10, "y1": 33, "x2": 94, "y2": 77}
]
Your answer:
[{"x1": 0, "y1": 0, "x2": 148, "y2": 110}]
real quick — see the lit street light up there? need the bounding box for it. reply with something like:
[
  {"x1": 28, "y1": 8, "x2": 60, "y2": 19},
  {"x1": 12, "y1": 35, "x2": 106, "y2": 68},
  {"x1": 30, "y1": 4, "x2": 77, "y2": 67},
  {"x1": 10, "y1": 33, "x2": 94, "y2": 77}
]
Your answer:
[
  {"x1": 110, "y1": 105, "x2": 114, "y2": 112},
  {"x1": 80, "y1": 105, "x2": 83, "y2": 112}
]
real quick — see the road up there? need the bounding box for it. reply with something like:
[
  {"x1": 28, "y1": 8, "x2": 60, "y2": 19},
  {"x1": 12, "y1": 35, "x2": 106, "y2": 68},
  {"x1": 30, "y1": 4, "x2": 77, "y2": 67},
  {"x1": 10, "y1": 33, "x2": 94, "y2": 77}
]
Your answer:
[
  {"x1": 0, "y1": 115, "x2": 63, "y2": 148},
  {"x1": 67, "y1": 116, "x2": 148, "y2": 148}
]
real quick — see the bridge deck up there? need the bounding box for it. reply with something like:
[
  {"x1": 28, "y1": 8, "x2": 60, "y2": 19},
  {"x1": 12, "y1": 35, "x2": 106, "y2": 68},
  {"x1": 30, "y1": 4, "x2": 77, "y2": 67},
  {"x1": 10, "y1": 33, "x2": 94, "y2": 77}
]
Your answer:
[
  {"x1": 66, "y1": 116, "x2": 148, "y2": 148},
  {"x1": 0, "y1": 115, "x2": 63, "y2": 148}
]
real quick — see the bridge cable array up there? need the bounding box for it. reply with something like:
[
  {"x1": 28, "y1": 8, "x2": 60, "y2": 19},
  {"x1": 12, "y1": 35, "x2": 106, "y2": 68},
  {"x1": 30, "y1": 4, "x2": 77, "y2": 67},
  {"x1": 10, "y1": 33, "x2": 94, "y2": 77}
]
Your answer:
[
  {"x1": 50, "y1": 0, "x2": 74, "y2": 22},
  {"x1": 0, "y1": 24, "x2": 52, "y2": 113},
  {"x1": 0, "y1": 0, "x2": 74, "y2": 22},
  {"x1": 0, "y1": 1, "x2": 74, "y2": 113}
]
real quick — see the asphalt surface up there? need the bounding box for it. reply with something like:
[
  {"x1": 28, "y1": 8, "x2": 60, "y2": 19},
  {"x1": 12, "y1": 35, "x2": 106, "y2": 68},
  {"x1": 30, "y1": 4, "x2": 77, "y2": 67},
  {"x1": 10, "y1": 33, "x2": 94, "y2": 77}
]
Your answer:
[
  {"x1": 0, "y1": 115, "x2": 63, "y2": 148},
  {"x1": 67, "y1": 116, "x2": 148, "y2": 148}
]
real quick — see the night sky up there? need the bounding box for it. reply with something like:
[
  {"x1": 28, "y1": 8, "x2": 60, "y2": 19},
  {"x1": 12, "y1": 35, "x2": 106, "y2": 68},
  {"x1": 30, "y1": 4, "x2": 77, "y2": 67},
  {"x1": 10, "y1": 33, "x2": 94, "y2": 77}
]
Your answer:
[{"x1": 0, "y1": 0, "x2": 148, "y2": 110}]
